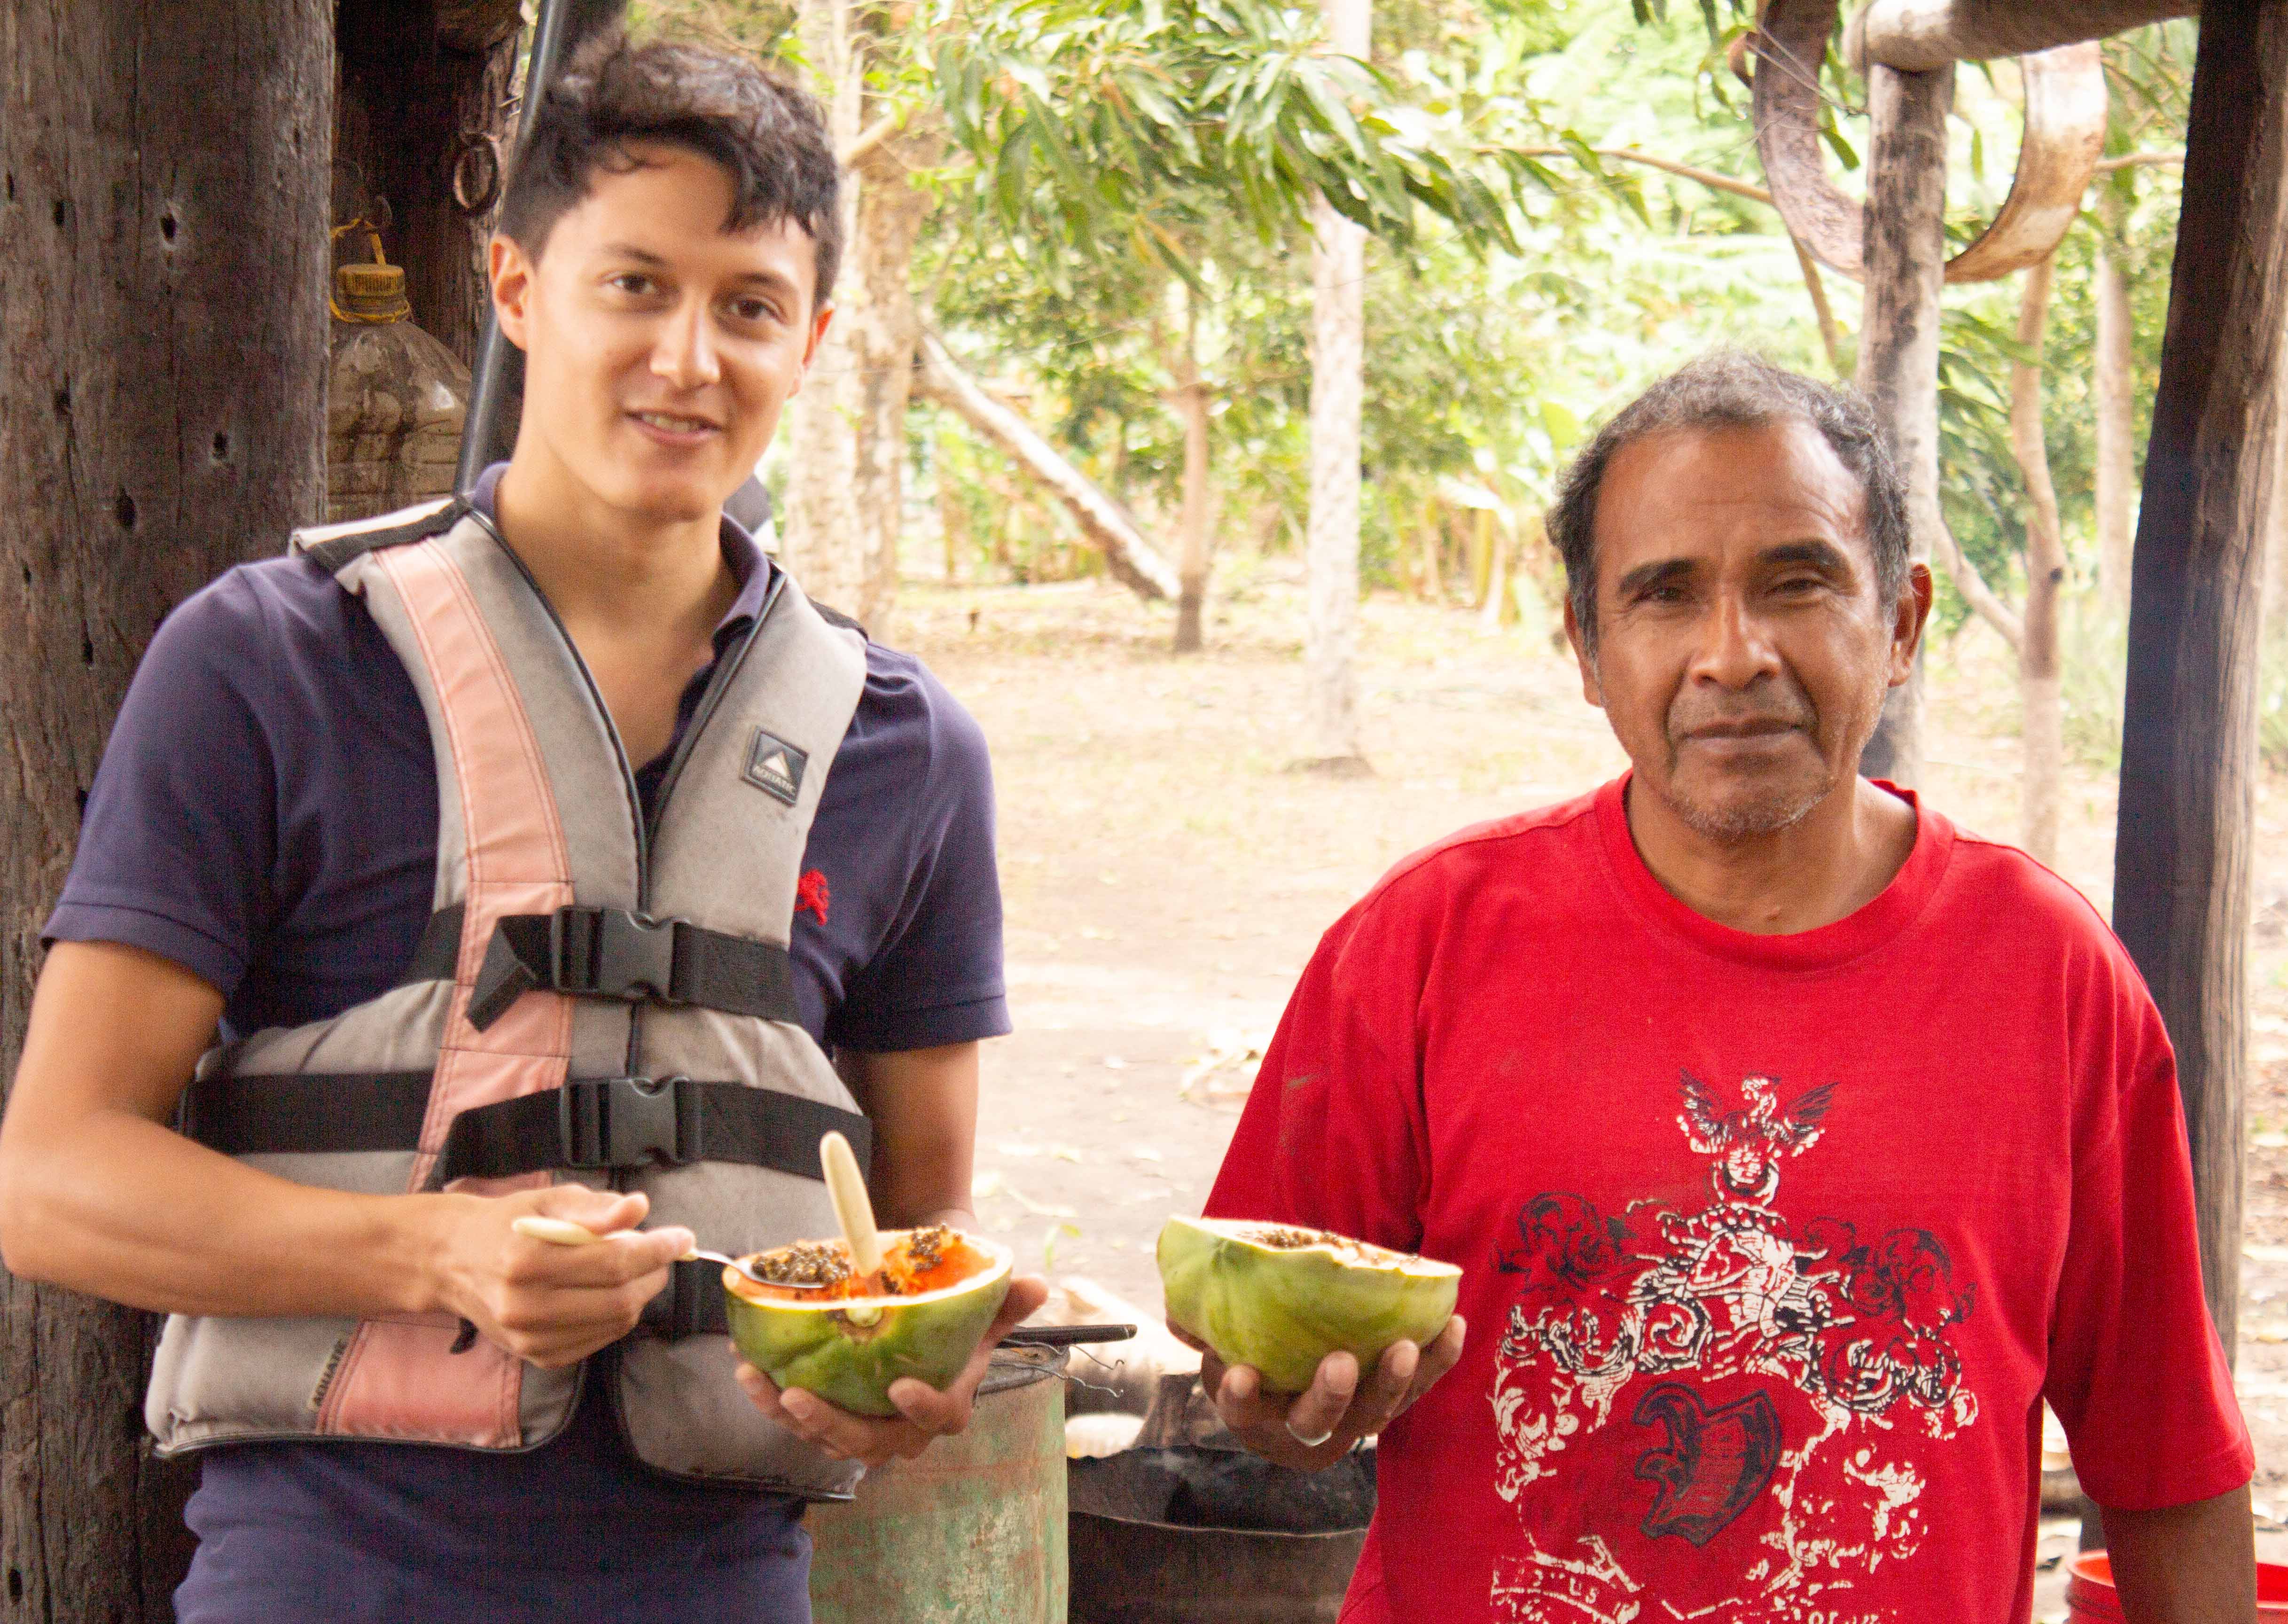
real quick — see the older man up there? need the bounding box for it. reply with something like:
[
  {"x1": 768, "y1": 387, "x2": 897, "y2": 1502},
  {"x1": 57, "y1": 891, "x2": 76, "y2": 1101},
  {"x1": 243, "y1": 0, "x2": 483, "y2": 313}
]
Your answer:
[{"x1": 1190, "y1": 354, "x2": 2254, "y2": 1622}]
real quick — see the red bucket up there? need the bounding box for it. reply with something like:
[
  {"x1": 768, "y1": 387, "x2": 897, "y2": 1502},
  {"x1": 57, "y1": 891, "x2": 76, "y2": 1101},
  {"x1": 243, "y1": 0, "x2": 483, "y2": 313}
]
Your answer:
[{"x1": 2066, "y1": 1553, "x2": 2288, "y2": 1620}]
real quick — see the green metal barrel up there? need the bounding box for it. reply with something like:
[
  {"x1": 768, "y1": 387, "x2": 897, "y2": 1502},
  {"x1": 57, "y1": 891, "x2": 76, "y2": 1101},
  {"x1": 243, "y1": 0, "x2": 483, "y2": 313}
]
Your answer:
[{"x1": 807, "y1": 1353, "x2": 1068, "y2": 1623}]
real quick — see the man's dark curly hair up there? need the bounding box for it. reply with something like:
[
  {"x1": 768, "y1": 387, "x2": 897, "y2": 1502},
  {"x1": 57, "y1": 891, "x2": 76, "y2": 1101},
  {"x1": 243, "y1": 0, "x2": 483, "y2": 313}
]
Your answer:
[
  {"x1": 497, "y1": 32, "x2": 844, "y2": 308},
  {"x1": 1547, "y1": 352, "x2": 1909, "y2": 656}
]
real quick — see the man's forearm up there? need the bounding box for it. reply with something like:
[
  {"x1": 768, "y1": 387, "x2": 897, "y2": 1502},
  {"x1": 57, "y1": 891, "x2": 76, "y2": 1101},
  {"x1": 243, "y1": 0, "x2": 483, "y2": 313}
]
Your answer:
[
  {"x1": 2101, "y1": 1483, "x2": 2256, "y2": 1624},
  {"x1": 1, "y1": 1103, "x2": 454, "y2": 1320}
]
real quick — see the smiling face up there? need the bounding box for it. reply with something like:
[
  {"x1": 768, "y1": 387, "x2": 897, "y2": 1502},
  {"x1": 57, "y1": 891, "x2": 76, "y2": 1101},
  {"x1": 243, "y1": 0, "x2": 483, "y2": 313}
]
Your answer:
[
  {"x1": 1566, "y1": 417, "x2": 1924, "y2": 842},
  {"x1": 489, "y1": 142, "x2": 831, "y2": 526}
]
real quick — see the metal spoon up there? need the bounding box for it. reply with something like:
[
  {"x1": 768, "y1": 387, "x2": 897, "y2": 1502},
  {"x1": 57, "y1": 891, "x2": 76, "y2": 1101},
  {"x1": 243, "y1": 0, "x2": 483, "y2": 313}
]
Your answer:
[{"x1": 509, "y1": 1213, "x2": 823, "y2": 1289}]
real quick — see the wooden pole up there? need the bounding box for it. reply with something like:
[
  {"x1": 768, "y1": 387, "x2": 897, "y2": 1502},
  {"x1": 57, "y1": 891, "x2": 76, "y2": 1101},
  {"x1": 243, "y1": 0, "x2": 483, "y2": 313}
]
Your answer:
[
  {"x1": 0, "y1": 1, "x2": 334, "y2": 1616},
  {"x1": 2112, "y1": 0, "x2": 2288, "y2": 1361},
  {"x1": 1853, "y1": 63, "x2": 1955, "y2": 787}
]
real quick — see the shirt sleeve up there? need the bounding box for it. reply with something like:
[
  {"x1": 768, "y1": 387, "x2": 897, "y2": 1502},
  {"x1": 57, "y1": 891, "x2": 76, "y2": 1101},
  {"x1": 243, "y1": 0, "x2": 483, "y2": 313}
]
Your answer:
[
  {"x1": 2042, "y1": 948, "x2": 2253, "y2": 1509},
  {"x1": 825, "y1": 658, "x2": 1011, "y2": 1052},
  {"x1": 42, "y1": 572, "x2": 279, "y2": 999},
  {"x1": 1203, "y1": 885, "x2": 1435, "y2": 1257}
]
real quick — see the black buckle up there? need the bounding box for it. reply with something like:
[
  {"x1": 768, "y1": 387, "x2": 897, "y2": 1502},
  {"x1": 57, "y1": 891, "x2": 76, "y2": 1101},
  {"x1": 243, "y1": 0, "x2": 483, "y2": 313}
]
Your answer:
[
  {"x1": 556, "y1": 1076, "x2": 694, "y2": 1170},
  {"x1": 553, "y1": 908, "x2": 683, "y2": 1003}
]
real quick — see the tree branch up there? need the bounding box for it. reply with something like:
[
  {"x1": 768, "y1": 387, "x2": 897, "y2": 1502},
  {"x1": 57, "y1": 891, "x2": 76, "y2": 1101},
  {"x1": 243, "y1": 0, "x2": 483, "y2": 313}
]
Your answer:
[
  {"x1": 914, "y1": 334, "x2": 1183, "y2": 601},
  {"x1": 1934, "y1": 519, "x2": 2025, "y2": 653},
  {"x1": 2094, "y1": 149, "x2": 2185, "y2": 171},
  {"x1": 1510, "y1": 145, "x2": 1773, "y2": 205}
]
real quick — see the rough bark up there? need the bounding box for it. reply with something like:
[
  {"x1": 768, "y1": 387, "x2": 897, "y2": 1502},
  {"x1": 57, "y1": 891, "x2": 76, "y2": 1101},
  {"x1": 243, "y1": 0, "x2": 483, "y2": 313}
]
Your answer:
[
  {"x1": 1849, "y1": 0, "x2": 2200, "y2": 72},
  {"x1": 1854, "y1": 64, "x2": 1954, "y2": 787},
  {"x1": 0, "y1": 2, "x2": 334, "y2": 1617},
  {"x1": 1299, "y1": 0, "x2": 1371, "y2": 768},
  {"x1": 2094, "y1": 224, "x2": 2137, "y2": 613},
  {"x1": 2112, "y1": 0, "x2": 2288, "y2": 1360},
  {"x1": 1171, "y1": 288, "x2": 1212, "y2": 654},
  {"x1": 839, "y1": 139, "x2": 937, "y2": 639},
  {"x1": 914, "y1": 337, "x2": 1182, "y2": 600},
  {"x1": 336, "y1": 0, "x2": 523, "y2": 366},
  {"x1": 779, "y1": 0, "x2": 867, "y2": 614},
  {"x1": 2011, "y1": 255, "x2": 2067, "y2": 866}
]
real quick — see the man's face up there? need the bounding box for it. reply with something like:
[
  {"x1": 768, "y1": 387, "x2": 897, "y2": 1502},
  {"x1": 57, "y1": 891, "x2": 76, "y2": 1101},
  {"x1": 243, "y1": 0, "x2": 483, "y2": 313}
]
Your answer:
[
  {"x1": 1565, "y1": 418, "x2": 1928, "y2": 842},
  {"x1": 490, "y1": 143, "x2": 831, "y2": 524}
]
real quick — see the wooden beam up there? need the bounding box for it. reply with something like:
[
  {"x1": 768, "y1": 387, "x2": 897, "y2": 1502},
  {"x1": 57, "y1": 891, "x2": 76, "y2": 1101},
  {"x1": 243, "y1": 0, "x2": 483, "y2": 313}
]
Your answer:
[
  {"x1": 0, "y1": 0, "x2": 334, "y2": 1616},
  {"x1": 1848, "y1": 0, "x2": 2198, "y2": 71},
  {"x1": 1853, "y1": 63, "x2": 1954, "y2": 786},
  {"x1": 2112, "y1": 0, "x2": 2288, "y2": 1357}
]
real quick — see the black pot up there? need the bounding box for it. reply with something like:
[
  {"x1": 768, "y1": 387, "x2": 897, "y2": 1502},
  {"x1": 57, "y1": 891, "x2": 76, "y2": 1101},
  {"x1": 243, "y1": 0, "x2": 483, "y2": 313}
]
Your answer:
[{"x1": 1068, "y1": 1445, "x2": 1375, "y2": 1624}]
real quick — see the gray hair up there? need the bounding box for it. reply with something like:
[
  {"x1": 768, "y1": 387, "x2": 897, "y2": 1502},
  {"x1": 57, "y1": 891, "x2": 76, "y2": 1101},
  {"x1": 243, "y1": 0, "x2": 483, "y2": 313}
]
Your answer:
[{"x1": 1547, "y1": 351, "x2": 1909, "y2": 654}]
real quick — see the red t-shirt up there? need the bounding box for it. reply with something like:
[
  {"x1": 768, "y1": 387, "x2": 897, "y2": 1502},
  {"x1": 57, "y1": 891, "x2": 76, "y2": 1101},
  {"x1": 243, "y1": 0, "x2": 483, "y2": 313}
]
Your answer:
[{"x1": 1204, "y1": 778, "x2": 2250, "y2": 1624}]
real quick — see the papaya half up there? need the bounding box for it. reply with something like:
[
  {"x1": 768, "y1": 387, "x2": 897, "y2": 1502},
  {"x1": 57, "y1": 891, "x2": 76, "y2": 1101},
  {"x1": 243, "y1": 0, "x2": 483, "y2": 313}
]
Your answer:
[
  {"x1": 725, "y1": 1226, "x2": 1013, "y2": 1418},
  {"x1": 1156, "y1": 1215, "x2": 1461, "y2": 1395}
]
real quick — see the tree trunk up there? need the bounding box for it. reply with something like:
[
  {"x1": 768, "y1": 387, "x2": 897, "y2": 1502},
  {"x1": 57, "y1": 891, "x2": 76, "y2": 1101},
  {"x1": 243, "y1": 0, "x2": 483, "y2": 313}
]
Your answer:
[
  {"x1": 2112, "y1": 0, "x2": 2288, "y2": 1365},
  {"x1": 781, "y1": 0, "x2": 867, "y2": 614},
  {"x1": 914, "y1": 336, "x2": 1181, "y2": 599},
  {"x1": 1171, "y1": 288, "x2": 1212, "y2": 654},
  {"x1": 1301, "y1": 0, "x2": 1371, "y2": 768},
  {"x1": 336, "y1": 0, "x2": 524, "y2": 367},
  {"x1": 1854, "y1": 63, "x2": 1954, "y2": 788},
  {"x1": 2011, "y1": 255, "x2": 2067, "y2": 866},
  {"x1": 0, "y1": 2, "x2": 334, "y2": 1618},
  {"x1": 840, "y1": 141, "x2": 936, "y2": 640},
  {"x1": 2094, "y1": 223, "x2": 2138, "y2": 614}
]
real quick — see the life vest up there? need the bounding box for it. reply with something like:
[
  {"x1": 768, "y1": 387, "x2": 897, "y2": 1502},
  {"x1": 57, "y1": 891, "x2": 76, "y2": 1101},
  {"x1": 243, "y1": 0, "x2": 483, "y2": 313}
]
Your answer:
[{"x1": 146, "y1": 496, "x2": 873, "y2": 1497}]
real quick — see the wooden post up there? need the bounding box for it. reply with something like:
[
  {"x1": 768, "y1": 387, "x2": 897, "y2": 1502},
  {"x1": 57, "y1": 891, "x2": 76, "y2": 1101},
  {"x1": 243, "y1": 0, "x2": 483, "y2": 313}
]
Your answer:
[
  {"x1": 0, "y1": 1, "x2": 334, "y2": 1617},
  {"x1": 2112, "y1": 0, "x2": 2288, "y2": 1361},
  {"x1": 1853, "y1": 63, "x2": 1954, "y2": 787}
]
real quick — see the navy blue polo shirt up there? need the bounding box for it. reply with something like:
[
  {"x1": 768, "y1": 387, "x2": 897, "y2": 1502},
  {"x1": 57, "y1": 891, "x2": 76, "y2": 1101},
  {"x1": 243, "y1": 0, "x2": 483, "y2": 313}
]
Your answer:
[{"x1": 45, "y1": 469, "x2": 1009, "y2": 1624}]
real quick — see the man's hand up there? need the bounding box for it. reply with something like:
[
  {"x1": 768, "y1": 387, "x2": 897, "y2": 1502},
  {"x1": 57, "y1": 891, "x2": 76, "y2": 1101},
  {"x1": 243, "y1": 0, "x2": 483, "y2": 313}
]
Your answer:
[
  {"x1": 431, "y1": 1185, "x2": 692, "y2": 1368},
  {"x1": 1173, "y1": 1315, "x2": 1467, "y2": 1471},
  {"x1": 734, "y1": 1274, "x2": 1049, "y2": 1468}
]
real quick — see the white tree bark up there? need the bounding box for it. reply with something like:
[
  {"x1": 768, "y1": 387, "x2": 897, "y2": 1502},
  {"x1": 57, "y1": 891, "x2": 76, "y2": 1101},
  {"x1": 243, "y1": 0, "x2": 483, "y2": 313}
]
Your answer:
[
  {"x1": 1301, "y1": 0, "x2": 1371, "y2": 767},
  {"x1": 1171, "y1": 283, "x2": 1212, "y2": 653},
  {"x1": 781, "y1": 0, "x2": 867, "y2": 614},
  {"x1": 2094, "y1": 227, "x2": 2137, "y2": 613},
  {"x1": 2011, "y1": 255, "x2": 2067, "y2": 866}
]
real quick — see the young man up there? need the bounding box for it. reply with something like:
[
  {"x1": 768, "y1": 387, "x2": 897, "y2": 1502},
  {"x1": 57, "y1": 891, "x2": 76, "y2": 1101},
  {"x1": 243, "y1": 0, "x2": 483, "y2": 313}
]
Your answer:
[
  {"x1": 1189, "y1": 355, "x2": 2254, "y2": 1621},
  {"x1": 0, "y1": 37, "x2": 1039, "y2": 1623}
]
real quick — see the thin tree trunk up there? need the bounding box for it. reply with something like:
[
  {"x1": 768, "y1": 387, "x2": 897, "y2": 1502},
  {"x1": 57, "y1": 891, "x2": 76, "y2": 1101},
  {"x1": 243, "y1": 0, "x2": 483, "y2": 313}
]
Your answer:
[
  {"x1": 2094, "y1": 222, "x2": 2137, "y2": 614},
  {"x1": 1854, "y1": 63, "x2": 1955, "y2": 788},
  {"x1": 841, "y1": 141, "x2": 936, "y2": 640},
  {"x1": 1171, "y1": 287, "x2": 1211, "y2": 654},
  {"x1": 1302, "y1": 0, "x2": 1371, "y2": 768},
  {"x1": 781, "y1": 0, "x2": 867, "y2": 613},
  {"x1": 2112, "y1": 0, "x2": 2288, "y2": 1367},
  {"x1": 2011, "y1": 255, "x2": 2067, "y2": 866},
  {"x1": 1792, "y1": 235, "x2": 1849, "y2": 376},
  {"x1": 0, "y1": 2, "x2": 334, "y2": 1617},
  {"x1": 1934, "y1": 519, "x2": 2026, "y2": 651},
  {"x1": 914, "y1": 336, "x2": 1181, "y2": 599}
]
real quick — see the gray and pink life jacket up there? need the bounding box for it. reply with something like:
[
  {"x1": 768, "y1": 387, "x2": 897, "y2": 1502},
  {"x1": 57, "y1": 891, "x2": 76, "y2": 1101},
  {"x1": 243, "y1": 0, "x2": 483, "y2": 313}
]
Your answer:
[{"x1": 146, "y1": 496, "x2": 870, "y2": 1497}]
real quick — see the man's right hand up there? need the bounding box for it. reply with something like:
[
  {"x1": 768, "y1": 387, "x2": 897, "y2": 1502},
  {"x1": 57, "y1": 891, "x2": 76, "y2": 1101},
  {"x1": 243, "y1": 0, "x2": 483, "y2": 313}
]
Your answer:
[
  {"x1": 429, "y1": 1185, "x2": 693, "y2": 1368},
  {"x1": 1174, "y1": 1314, "x2": 1467, "y2": 1471}
]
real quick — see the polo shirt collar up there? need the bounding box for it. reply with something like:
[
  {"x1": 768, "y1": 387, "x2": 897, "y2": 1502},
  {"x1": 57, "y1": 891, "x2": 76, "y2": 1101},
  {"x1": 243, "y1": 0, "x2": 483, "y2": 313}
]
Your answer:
[{"x1": 470, "y1": 461, "x2": 776, "y2": 649}]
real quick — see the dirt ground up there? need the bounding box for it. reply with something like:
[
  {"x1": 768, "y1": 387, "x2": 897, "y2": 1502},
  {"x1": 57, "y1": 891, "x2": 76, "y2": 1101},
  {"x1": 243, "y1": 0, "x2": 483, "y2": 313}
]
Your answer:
[{"x1": 891, "y1": 562, "x2": 2288, "y2": 1607}]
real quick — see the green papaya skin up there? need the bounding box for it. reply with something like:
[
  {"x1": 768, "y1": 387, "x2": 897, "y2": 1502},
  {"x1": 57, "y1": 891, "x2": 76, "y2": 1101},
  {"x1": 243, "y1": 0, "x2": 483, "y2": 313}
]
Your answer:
[
  {"x1": 1157, "y1": 1216, "x2": 1461, "y2": 1395},
  {"x1": 725, "y1": 1231, "x2": 1013, "y2": 1418}
]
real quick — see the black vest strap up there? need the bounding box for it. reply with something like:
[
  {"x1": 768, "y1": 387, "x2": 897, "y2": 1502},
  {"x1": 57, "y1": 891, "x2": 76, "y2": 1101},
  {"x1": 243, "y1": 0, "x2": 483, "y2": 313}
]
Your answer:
[
  {"x1": 465, "y1": 908, "x2": 800, "y2": 1033},
  {"x1": 641, "y1": 1259, "x2": 732, "y2": 1338},
  {"x1": 180, "y1": 1073, "x2": 870, "y2": 1187},
  {"x1": 396, "y1": 904, "x2": 465, "y2": 986}
]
